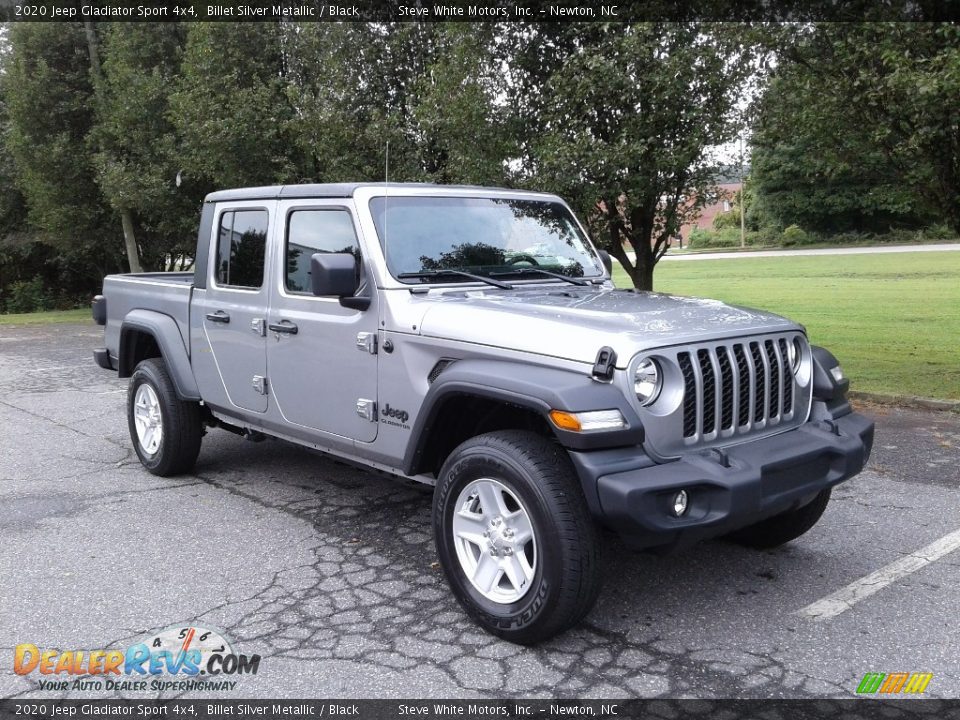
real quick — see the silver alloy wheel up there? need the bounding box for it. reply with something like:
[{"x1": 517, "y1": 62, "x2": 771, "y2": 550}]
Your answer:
[
  {"x1": 452, "y1": 478, "x2": 537, "y2": 604},
  {"x1": 133, "y1": 383, "x2": 163, "y2": 456}
]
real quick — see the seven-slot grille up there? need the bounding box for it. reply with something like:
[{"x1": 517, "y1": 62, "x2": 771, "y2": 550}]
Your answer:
[{"x1": 677, "y1": 337, "x2": 796, "y2": 442}]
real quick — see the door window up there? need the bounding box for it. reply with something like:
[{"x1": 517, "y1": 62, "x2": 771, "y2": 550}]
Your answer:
[
  {"x1": 285, "y1": 210, "x2": 360, "y2": 294},
  {"x1": 216, "y1": 210, "x2": 268, "y2": 289}
]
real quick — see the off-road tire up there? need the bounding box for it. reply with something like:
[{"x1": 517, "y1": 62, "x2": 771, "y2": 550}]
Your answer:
[
  {"x1": 726, "y1": 489, "x2": 832, "y2": 549},
  {"x1": 127, "y1": 358, "x2": 203, "y2": 476},
  {"x1": 433, "y1": 430, "x2": 602, "y2": 644}
]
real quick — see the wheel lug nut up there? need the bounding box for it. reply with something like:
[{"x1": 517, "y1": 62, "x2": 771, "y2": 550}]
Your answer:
[
  {"x1": 490, "y1": 548, "x2": 499, "y2": 556},
  {"x1": 503, "y1": 547, "x2": 513, "y2": 556}
]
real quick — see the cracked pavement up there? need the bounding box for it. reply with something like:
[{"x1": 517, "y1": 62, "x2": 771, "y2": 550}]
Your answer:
[{"x1": 1, "y1": 322, "x2": 959, "y2": 699}]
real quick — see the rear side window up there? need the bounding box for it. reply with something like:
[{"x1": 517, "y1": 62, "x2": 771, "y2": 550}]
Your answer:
[
  {"x1": 285, "y1": 209, "x2": 360, "y2": 294},
  {"x1": 216, "y1": 209, "x2": 268, "y2": 289}
]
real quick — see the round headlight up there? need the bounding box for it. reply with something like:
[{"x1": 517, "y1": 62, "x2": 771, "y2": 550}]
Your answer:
[
  {"x1": 789, "y1": 337, "x2": 803, "y2": 372},
  {"x1": 634, "y1": 358, "x2": 662, "y2": 406}
]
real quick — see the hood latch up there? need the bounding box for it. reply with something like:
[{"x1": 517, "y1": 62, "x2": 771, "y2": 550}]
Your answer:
[{"x1": 591, "y1": 346, "x2": 617, "y2": 382}]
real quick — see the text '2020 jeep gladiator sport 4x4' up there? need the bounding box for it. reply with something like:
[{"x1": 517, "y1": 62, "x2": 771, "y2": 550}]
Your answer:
[{"x1": 93, "y1": 183, "x2": 874, "y2": 643}]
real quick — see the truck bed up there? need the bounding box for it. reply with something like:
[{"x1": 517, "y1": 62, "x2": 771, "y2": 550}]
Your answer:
[{"x1": 101, "y1": 272, "x2": 195, "y2": 366}]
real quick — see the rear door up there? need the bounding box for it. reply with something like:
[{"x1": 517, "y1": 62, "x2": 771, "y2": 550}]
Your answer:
[
  {"x1": 266, "y1": 201, "x2": 379, "y2": 442},
  {"x1": 196, "y1": 204, "x2": 272, "y2": 414}
]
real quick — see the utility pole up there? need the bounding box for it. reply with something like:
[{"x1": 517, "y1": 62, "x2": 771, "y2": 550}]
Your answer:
[{"x1": 739, "y1": 133, "x2": 746, "y2": 249}]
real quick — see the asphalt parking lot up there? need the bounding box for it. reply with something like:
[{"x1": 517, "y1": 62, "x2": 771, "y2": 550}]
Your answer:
[{"x1": 1, "y1": 322, "x2": 958, "y2": 700}]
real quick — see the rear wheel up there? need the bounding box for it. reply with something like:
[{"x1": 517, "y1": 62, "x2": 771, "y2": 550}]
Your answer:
[
  {"x1": 726, "y1": 489, "x2": 832, "y2": 549},
  {"x1": 433, "y1": 430, "x2": 602, "y2": 644},
  {"x1": 127, "y1": 358, "x2": 203, "y2": 476}
]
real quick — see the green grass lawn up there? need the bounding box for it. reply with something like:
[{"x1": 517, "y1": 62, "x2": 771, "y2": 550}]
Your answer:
[
  {"x1": 0, "y1": 308, "x2": 91, "y2": 326},
  {"x1": 613, "y1": 251, "x2": 960, "y2": 400}
]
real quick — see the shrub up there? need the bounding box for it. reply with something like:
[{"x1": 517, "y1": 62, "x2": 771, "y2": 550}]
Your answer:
[
  {"x1": 920, "y1": 223, "x2": 955, "y2": 241},
  {"x1": 712, "y1": 209, "x2": 740, "y2": 230},
  {"x1": 5, "y1": 276, "x2": 51, "y2": 313},
  {"x1": 780, "y1": 224, "x2": 810, "y2": 246},
  {"x1": 688, "y1": 227, "x2": 740, "y2": 248}
]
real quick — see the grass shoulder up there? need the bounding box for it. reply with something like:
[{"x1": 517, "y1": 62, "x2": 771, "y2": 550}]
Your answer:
[
  {"x1": 613, "y1": 251, "x2": 960, "y2": 401},
  {"x1": 0, "y1": 308, "x2": 91, "y2": 326}
]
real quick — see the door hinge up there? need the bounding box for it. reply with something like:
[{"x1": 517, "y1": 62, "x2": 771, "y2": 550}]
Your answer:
[
  {"x1": 356, "y1": 332, "x2": 377, "y2": 355},
  {"x1": 252, "y1": 375, "x2": 268, "y2": 395},
  {"x1": 356, "y1": 398, "x2": 377, "y2": 421},
  {"x1": 250, "y1": 318, "x2": 266, "y2": 337}
]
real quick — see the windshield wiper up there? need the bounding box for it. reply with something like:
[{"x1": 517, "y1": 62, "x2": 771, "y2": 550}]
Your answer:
[
  {"x1": 489, "y1": 268, "x2": 590, "y2": 286},
  {"x1": 398, "y1": 270, "x2": 515, "y2": 290}
]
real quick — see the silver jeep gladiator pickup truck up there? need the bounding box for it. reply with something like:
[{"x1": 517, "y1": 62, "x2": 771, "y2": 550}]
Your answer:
[{"x1": 93, "y1": 183, "x2": 874, "y2": 643}]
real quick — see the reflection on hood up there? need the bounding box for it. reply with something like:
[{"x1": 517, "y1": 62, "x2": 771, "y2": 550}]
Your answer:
[{"x1": 416, "y1": 285, "x2": 799, "y2": 367}]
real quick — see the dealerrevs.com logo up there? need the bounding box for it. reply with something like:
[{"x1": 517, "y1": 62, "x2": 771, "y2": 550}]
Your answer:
[
  {"x1": 856, "y1": 672, "x2": 933, "y2": 695},
  {"x1": 14, "y1": 624, "x2": 259, "y2": 692}
]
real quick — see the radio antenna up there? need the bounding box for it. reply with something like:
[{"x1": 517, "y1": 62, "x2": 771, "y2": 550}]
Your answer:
[{"x1": 384, "y1": 141, "x2": 389, "y2": 243}]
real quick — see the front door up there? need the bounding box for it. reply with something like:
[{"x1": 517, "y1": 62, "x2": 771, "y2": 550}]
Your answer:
[
  {"x1": 198, "y1": 205, "x2": 272, "y2": 414},
  {"x1": 266, "y1": 202, "x2": 379, "y2": 442}
]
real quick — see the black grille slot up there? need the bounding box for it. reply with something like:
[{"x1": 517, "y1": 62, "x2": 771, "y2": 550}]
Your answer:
[
  {"x1": 717, "y1": 347, "x2": 734, "y2": 431},
  {"x1": 679, "y1": 352, "x2": 697, "y2": 438},
  {"x1": 750, "y1": 342, "x2": 766, "y2": 423},
  {"x1": 765, "y1": 340, "x2": 780, "y2": 419},
  {"x1": 427, "y1": 359, "x2": 456, "y2": 384},
  {"x1": 697, "y1": 349, "x2": 716, "y2": 435},
  {"x1": 779, "y1": 338, "x2": 794, "y2": 414},
  {"x1": 734, "y1": 344, "x2": 750, "y2": 427}
]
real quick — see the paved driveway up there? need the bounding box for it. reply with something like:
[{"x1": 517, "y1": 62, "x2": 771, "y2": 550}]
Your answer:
[{"x1": 1, "y1": 323, "x2": 958, "y2": 699}]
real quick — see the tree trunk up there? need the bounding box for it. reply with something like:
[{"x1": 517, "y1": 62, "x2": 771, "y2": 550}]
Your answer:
[
  {"x1": 630, "y1": 242, "x2": 656, "y2": 291},
  {"x1": 120, "y1": 209, "x2": 143, "y2": 273}
]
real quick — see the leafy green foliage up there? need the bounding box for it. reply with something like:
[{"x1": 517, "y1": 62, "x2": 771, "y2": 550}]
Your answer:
[
  {"x1": 751, "y1": 24, "x2": 958, "y2": 234},
  {"x1": 286, "y1": 23, "x2": 512, "y2": 185},
  {"x1": 510, "y1": 23, "x2": 761, "y2": 289},
  {"x1": 3, "y1": 24, "x2": 116, "y2": 253},
  {"x1": 92, "y1": 23, "x2": 197, "y2": 270},
  {"x1": 171, "y1": 22, "x2": 304, "y2": 190}
]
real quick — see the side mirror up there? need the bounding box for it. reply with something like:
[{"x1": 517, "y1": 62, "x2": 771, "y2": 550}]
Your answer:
[
  {"x1": 597, "y1": 249, "x2": 613, "y2": 275},
  {"x1": 311, "y1": 253, "x2": 359, "y2": 298}
]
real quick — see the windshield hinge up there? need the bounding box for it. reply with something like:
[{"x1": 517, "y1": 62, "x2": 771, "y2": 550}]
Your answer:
[
  {"x1": 356, "y1": 332, "x2": 377, "y2": 355},
  {"x1": 592, "y1": 346, "x2": 617, "y2": 382}
]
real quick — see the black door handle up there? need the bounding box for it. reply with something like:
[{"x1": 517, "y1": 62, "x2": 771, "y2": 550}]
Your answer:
[
  {"x1": 268, "y1": 321, "x2": 298, "y2": 335},
  {"x1": 206, "y1": 311, "x2": 230, "y2": 323}
]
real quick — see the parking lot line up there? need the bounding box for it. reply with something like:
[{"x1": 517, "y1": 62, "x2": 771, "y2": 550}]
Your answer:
[{"x1": 797, "y1": 527, "x2": 960, "y2": 621}]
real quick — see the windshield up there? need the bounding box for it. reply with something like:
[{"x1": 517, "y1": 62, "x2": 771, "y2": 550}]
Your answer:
[{"x1": 369, "y1": 196, "x2": 604, "y2": 283}]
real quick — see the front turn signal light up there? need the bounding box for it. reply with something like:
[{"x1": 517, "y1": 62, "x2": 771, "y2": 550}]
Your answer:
[{"x1": 549, "y1": 409, "x2": 626, "y2": 433}]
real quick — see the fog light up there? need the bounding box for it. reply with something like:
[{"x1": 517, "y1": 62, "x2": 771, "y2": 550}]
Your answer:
[
  {"x1": 830, "y1": 365, "x2": 845, "y2": 383},
  {"x1": 672, "y1": 490, "x2": 689, "y2": 517}
]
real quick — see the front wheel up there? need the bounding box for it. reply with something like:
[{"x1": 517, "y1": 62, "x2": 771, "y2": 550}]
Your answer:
[
  {"x1": 432, "y1": 430, "x2": 602, "y2": 644},
  {"x1": 127, "y1": 358, "x2": 203, "y2": 476},
  {"x1": 726, "y1": 489, "x2": 832, "y2": 549}
]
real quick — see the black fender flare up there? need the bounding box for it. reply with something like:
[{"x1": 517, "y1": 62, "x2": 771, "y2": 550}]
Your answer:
[
  {"x1": 402, "y1": 358, "x2": 644, "y2": 475},
  {"x1": 811, "y1": 345, "x2": 849, "y2": 401},
  {"x1": 119, "y1": 310, "x2": 201, "y2": 401}
]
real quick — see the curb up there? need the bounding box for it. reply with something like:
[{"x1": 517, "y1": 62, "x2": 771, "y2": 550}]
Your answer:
[{"x1": 849, "y1": 390, "x2": 960, "y2": 413}]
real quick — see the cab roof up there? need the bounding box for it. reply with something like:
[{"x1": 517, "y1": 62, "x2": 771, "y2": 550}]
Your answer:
[{"x1": 203, "y1": 183, "x2": 556, "y2": 203}]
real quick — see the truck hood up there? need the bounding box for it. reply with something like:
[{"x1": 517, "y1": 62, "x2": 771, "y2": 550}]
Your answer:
[{"x1": 415, "y1": 285, "x2": 800, "y2": 367}]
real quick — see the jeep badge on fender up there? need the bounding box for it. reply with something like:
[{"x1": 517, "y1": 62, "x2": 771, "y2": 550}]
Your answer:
[{"x1": 92, "y1": 183, "x2": 874, "y2": 644}]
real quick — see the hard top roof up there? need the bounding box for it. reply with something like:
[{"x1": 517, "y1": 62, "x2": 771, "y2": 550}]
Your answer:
[{"x1": 203, "y1": 182, "x2": 556, "y2": 203}]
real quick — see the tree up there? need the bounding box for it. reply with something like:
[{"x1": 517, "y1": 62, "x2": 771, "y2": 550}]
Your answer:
[
  {"x1": 2, "y1": 23, "x2": 123, "y2": 277},
  {"x1": 91, "y1": 22, "x2": 196, "y2": 271},
  {"x1": 170, "y1": 22, "x2": 306, "y2": 191},
  {"x1": 750, "y1": 24, "x2": 951, "y2": 234},
  {"x1": 510, "y1": 23, "x2": 761, "y2": 290},
  {"x1": 286, "y1": 22, "x2": 513, "y2": 186}
]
